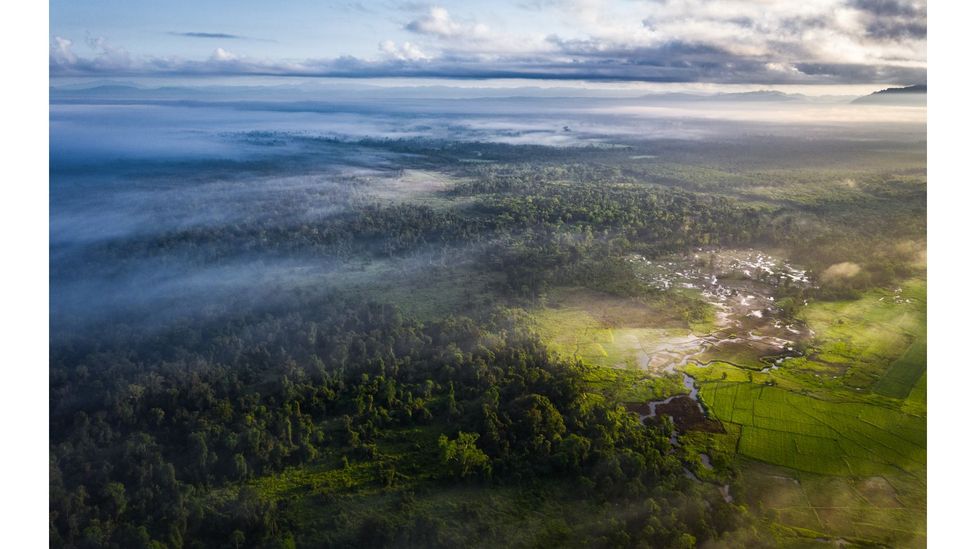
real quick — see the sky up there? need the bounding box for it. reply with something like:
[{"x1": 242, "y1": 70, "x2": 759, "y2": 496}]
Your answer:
[{"x1": 49, "y1": 0, "x2": 927, "y2": 85}]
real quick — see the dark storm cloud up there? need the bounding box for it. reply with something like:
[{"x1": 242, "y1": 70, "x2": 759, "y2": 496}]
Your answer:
[
  {"x1": 849, "y1": 0, "x2": 927, "y2": 39},
  {"x1": 864, "y1": 19, "x2": 926, "y2": 40},
  {"x1": 850, "y1": 0, "x2": 920, "y2": 17},
  {"x1": 793, "y1": 62, "x2": 926, "y2": 84},
  {"x1": 549, "y1": 36, "x2": 730, "y2": 60}
]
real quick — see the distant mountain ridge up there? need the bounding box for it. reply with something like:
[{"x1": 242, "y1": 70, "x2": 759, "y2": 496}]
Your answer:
[
  {"x1": 852, "y1": 85, "x2": 926, "y2": 105},
  {"x1": 52, "y1": 83, "x2": 830, "y2": 104},
  {"x1": 640, "y1": 90, "x2": 805, "y2": 102}
]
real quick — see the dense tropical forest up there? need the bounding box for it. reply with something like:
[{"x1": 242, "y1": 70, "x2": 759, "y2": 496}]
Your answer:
[{"x1": 51, "y1": 88, "x2": 926, "y2": 548}]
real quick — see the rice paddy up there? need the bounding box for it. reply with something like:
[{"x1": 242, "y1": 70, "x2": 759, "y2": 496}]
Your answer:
[
  {"x1": 696, "y1": 382, "x2": 925, "y2": 476},
  {"x1": 528, "y1": 252, "x2": 926, "y2": 547}
]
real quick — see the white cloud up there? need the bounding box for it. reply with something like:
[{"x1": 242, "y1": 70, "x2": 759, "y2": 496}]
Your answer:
[
  {"x1": 50, "y1": 35, "x2": 133, "y2": 74},
  {"x1": 50, "y1": 1, "x2": 926, "y2": 84},
  {"x1": 210, "y1": 47, "x2": 238, "y2": 62},
  {"x1": 51, "y1": 36, "x2": 76, "y2": 65},
  {"x1": 405, "y1": 7, "x2": 489, "y2": 39},
  {"x1": 765, "y1": 62, "x2": 800, "y2": 74},
  {"x1": 401, "y1": 6, "x2": 552, "y2": 57},
  {"x1": 379, "y1": 40, "x2": 430, "y2": 61}
]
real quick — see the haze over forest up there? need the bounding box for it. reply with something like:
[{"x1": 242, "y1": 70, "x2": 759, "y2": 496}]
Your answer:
[{"x1": 50, "y1": 2, "x2": 926, "y2": 548}]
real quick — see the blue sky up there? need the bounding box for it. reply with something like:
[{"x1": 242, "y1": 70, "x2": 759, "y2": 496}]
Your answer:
[
  {"x1": 50, "y1": 1, "x2": 569, "y2": 59},
  {"x1": 50, "y1": 0, "x2": 927, "y2": 85}
]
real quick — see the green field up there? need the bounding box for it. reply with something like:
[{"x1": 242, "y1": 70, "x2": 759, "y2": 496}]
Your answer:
[
  {"x1": 674, "y1": 278, "x2": 928, "y2": 546},
  {"x1": 874, "y1": 334, "x2": 927, "y2": 398},
  {"x1": 697, "y1": 382, "x2": 925, "y2": 476},
  {"x1": 738, "y1": 460, "x2": 926, "y2": 547},
  {"x1": 527, "y1": 286, "x2": 705, "y2": 371},
  {"x1": 797, "y1": 278, "x2": 926, "y2": 393},
  {"x1": 580, "y1": 363, "x2": 687, "y2": 403}
]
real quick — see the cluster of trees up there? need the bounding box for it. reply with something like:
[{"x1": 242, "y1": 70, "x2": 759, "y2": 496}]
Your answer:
[
  {"x1": 69, "y1": 202, "x2": 484, "y2": 269},
  {"x1": 453, "y1": 161, "x2": 926, "y2": 302},
  {"x1": 51, "y1": 297, "x2": 752, "y2": 547},
  {"x1": 63, "y1": 160, "x2": 773, "y2": 280},
  {"x1": 63, "y1": 159, "x2": 923, "y2": 314},
  {"x1": 51, "y1": 138, "x2": 927, "y2": 546},
  {"x1": 74, "y1": 140, "x2": 924, "y2": 306}
]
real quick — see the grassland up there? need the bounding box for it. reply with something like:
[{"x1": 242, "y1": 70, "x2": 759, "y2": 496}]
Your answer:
[
  {"x1": 679, "y1": 278, "x2": 927, "y2": 547},
  {"x1": 737, "y1": 460, "x2": 926, "y2": 547},
  {"x1": 580, "y1": 363, "x2": 687, "y2": 403},
  {"x1": 526, "y1": 286, "x2": 710, "y2": 371},
  {"x1": 795, "y1": 278, "x2": 926, "y2": 391}
]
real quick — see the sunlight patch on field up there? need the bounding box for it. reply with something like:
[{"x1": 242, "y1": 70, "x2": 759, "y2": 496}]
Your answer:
[
  {"x1": 527, "y1": 287, "x2": 705, "y2": 373},
  {"x1": 798, "y1": 278, "x2": 926, "y2": 395}
]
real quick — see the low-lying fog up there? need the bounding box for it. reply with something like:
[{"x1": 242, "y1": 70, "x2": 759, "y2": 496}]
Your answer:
[{"x1": 50, "y1": 81, "x2": 926, "y2": 337}]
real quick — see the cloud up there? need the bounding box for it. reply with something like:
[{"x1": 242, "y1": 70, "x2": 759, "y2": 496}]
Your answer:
[
  {"x1": 47, "y1": 55, "x2": 901, "y2": 86},
  {"x1": 850, "y1": 0, "x2": 921, "y2": 18},
  {"x1": 406, "y1": 7, "x2": 463, "y2": 37},
  {"x1": 822, "y1": 262, "x2": 862, "y2": 282},
  {"x1": 48, "y1": 43, "x2": 927, "y2": 84},
  {"x1": 379, "y1": 40, "x2": 431, "y2": 61},
  {"x1": 51, "y1": 36, "x2": 76, "y2": 66},
  {"x1": 49, "y1": 1, "x2": 927, "y2": 84},
  {"x1": 170, "y1": 32, "x2": 246, "y2": 39},
  {"x1": 210, "y1": 47, "x2": 238, "y2": 62},
  {"x1": 849, "y1": 0, "x2": 927, "y2": 40},
  {"x1": 169, "y1": 31, "x2": 275, "y2": 42},
  {"x1": 404, "y1": 6, "x2": 492, "y2": 42},
  {"x1": 51, "y1": 35, "x2": 133, "y2": 74}
]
